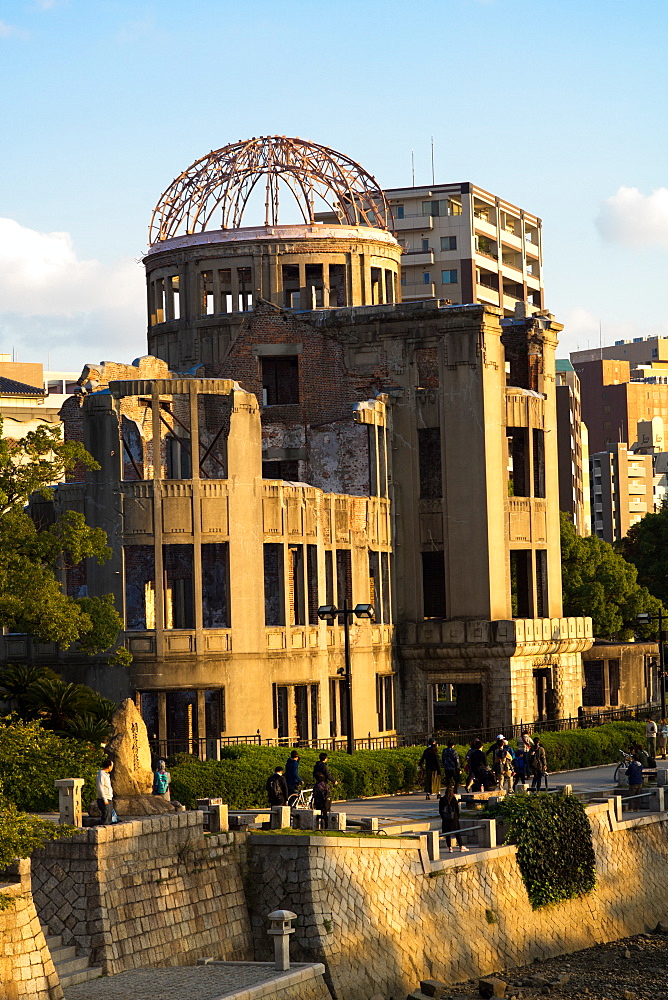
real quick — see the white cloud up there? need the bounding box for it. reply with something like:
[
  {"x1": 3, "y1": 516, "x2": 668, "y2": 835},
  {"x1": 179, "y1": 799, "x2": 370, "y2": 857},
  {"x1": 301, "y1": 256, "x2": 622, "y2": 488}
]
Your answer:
[
  {"x1": 0, "y1": 218, "x2": 146, "y2": 370},
  {"x1": 596, "y1": 186, "x2": 668, "y2": 247},
  {"x1": 0, "y1": 20, "x2": 18, "y2": 37}
]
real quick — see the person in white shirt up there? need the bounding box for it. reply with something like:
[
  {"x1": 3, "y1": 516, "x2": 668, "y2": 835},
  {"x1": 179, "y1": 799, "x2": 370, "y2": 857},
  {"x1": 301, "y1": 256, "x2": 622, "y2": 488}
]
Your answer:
[
  {"x1": 646, "y1": 718, "x2": 658, "y2": 760},
  {"x1": 96, "y1": 759, "x2": 115, "y2": 824},
  {"x1": 658, "y1": 718, "x2": 668, "y2": 760}
]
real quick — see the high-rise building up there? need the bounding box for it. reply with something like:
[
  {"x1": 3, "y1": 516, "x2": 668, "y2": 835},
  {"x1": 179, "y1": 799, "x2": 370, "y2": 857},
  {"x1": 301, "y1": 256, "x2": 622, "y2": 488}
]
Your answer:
[
  {"x1": 5, "y1": 137, "x2": 592, "y2": 742},
  {"x1": 555, "y1": 360, "x2": 590, "y2": 536},
  {"x1": 589, "y1": 443, "x2": 654, "y2": 543},
  {"x1": 382, "y1": 182, "x2": 544, "y2": 317}
]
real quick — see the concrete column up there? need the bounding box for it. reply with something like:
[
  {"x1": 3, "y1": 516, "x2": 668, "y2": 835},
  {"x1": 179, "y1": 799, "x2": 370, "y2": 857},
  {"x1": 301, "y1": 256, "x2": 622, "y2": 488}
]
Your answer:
[
  {"x1": 55, "y1": 778, "x2": 84, "y2": 827},
  {"x1": 477, "y1": 817, "x2": 497, "y2": 848},
  {"x1": 298, "y1": 262, "x2": 307, "y2": 310},
  {"x1": 152, "y1": 388, "x2": 165, "y2": 658},
  {"x1": 231, "y1": 267, "x2": 240, "y2": 313},
  {"x1": 426, "y1": 829, "x2": 439, "y2": 860},
  {"x1": 270, "y1": 806, "x2": 291, "y2": 829}
]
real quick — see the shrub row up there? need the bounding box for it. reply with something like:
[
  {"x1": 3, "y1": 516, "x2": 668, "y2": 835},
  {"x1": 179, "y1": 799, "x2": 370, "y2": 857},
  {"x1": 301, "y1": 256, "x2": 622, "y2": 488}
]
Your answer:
[{"x1": 168, "y1": 720, "x2": 646, "y2": 810}]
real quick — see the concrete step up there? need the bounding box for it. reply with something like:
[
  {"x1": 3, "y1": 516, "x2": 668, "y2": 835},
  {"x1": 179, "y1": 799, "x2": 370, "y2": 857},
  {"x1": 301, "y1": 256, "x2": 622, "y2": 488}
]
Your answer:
[
  {"x1": 59, "y1": 967, "x2": 103, "y2": 988},
  {"x1": 45, "y1": 934, "x2": 63, "y2": 951},
  {"x1": 55, "y1": 955, "x2": 91, "y2": 978},
  {"x1": 50, "y1": 944, "x2": 78, "y2": 963}
]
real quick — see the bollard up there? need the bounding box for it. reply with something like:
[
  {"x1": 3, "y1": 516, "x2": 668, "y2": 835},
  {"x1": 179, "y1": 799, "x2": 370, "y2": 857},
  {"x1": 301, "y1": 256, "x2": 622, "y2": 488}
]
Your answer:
[
  {"x1": 657, "y1": 768, "x2": 667, "y2": 787},
  {"x1": 54, "y1": 778, "x2": 84, "y2": 827},
  {"x1": 270, "y1": 805, "x2": 291, "y2": 829},
  {"x1": 267, "y1": 909, "x2": 297, "y2": 971},
  {"x1": 295, "y1": 809, "x2": 318, "y2": 829},
  {"x1": 476, "y1": 818, "x2": 497, "y2": 848},
  {"x1": 328, "y1": 812, "x2": 346, "y2": 831},
  {"x1": 649, "y1": 786, "x2": 665, "y2": 812},
  {"x1": 426, "y1": 830, "x2": 439, "y2": 861},
  {"x1": 360, "y1": 816, "x2": 379, "y2": 833},
  {"x1": 209, "y1": 803, "x2": 229, "y2": 833}
]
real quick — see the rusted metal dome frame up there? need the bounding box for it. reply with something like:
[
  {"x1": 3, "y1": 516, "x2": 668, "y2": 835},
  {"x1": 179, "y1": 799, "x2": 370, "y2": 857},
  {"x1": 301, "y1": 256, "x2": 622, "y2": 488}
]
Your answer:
[{"x1": 149, "y1": 135, "x2": 391, "y2": 244}]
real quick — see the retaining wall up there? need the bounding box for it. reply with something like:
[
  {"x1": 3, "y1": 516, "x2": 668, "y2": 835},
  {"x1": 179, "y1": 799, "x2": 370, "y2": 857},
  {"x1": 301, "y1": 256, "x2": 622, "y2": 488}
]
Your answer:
[
  {"x1": 0, "y1": 859, "x2": 62, "y2": 1000},
  {"x1": 247, "y1": 802, "x2": 668, "y2": 1000},
  {"x1": 31, "y1": 812, "x2": 252, "y2": 976}
]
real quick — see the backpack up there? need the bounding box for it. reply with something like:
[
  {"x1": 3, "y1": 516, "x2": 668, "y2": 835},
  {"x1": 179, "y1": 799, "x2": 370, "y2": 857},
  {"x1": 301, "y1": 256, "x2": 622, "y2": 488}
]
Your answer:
[
  {"x1": 442, "y1": 747, "x2": 459, "y2": 770},
  {"x1": 269, "y1": 775, "x2": 284, "y2": 802},
  {"x1": 313, "y1": 783, "x2": 331, "y2": 812},
  {"x1": 153, "y1": 770, "x2": 169, "y2": 794}
]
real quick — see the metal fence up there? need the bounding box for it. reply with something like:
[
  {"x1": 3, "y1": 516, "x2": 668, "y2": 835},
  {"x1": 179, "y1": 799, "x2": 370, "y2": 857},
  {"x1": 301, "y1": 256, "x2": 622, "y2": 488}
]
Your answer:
[{"x1": 149, "y1": 701, "x2": 658, "y2": 761}]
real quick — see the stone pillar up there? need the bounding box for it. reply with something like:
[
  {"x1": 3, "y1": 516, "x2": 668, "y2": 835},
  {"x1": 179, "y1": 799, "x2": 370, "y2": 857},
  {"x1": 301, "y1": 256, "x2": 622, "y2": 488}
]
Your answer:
[
  {"x1": 270, "y1": 806, "x2": 291, "y2": 829},
  {"x1": 328, "y1": 812, "x2": 346, "y2": 831},
  {"x1": 267, "y1": 910, "x2": 296, "y2": 972},
  {"x1": 477, "y1": 818, "x2": 497, "y2": 848},
  {"x1": 54, "y1": 778, "x2": 84, "y2": 827},
  {"x1": 360, "y1": 816, "x2": 378, "y2": 832},
  {"x1": 426, "y1": 830, "x2": 439, "y2": 861}
]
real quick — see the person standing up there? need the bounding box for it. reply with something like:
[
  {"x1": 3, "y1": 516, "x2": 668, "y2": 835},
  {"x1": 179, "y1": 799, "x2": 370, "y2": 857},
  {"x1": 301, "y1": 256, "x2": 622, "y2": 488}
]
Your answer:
[
  {"x1": 438, "y1": 787, "x2": 468, "y2": 853},
  {"x1": 285, "y1": 750, "x2": 302, "y2": 797},
  {"x1": 441, "y1": 740, "x2": 461, "y2": 792},
  {"x1": 266, "y1": 765, "x2": 289, "y2": 807},
  {"x1": 96, "y1": 758, "x2": 115, "y2": 824},
  {"x1": 646, "y1": 717, "x2": 658, "y2": 761},
  {"x1": 313, "y1": 752, "x2": 338, "y2": 788},
  {"x1": 467, "y1": 739, "x2": 488, "y2": 792},
  {"x1": 495, "y1": 740, "x2": 514, "y2": 794},
  {"x1": 626, "y1": 754, "x2": 643, "y2": 810},
  {"x1": 529, "y1": 738, "x2": 548, "y2": 792},
  {"x1": 658, "y1": 718, "x2": 668, "y2": 760},
  {"x1": 312, "y1": 777, "x2": 331, "y2": 830},
  {"x1": 419, "y1": 740, "x2": 442, "y2": 800},
  {"x1": 152, "y1": 759, "x2": 171, "y2": 800},
  {"x1": 516, "y1": 731, "x2": 532, "y2": 776}
]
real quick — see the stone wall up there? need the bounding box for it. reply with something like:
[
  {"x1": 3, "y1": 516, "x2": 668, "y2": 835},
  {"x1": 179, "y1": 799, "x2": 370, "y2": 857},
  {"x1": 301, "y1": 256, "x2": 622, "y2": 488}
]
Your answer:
[
  {"x1": 0, "y1": 859, "x2": 62, "y2": 1000},
  {"x1": 31, "y1": 812, "x2": 252, "y2": 976},
  {"x1": 247, "y1": 803, "x2": 668, "y2": 1000}
]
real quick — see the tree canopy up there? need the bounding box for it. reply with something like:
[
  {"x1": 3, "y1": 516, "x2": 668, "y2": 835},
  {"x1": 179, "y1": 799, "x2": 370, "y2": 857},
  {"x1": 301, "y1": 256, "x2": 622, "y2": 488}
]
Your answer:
[
  {"x1": 0, "y1": 420, "x2": 129, "y2": 663},
  {"x1": 560, "y1": 512, "x2": 665, "y2": 640},
  {"x1": 621, "y1": 500, "x2": 668, "y2": 607}
]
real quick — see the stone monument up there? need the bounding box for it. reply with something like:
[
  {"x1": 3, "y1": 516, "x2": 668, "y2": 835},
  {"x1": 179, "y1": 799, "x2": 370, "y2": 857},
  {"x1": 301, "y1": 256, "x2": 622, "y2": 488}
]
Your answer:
[{"x1": 90, "y1": 698, "x2": 181, "y2": 816}]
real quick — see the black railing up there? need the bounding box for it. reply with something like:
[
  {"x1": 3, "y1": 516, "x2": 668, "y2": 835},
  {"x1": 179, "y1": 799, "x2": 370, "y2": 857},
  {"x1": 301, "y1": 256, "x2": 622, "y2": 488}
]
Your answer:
[{"x1": 149, "y1": 702, "x2": 658, "y2": 762}]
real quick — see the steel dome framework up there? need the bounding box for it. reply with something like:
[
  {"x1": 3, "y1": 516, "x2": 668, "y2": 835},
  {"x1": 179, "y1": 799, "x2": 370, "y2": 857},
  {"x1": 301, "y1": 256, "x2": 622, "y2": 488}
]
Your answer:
[{"x1": 149, "y1": 135, "x2": 392, "y2": 244}]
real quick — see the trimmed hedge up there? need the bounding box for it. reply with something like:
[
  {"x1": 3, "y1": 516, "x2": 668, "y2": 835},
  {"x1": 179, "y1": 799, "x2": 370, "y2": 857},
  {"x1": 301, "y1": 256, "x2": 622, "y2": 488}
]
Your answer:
[{"x1": 168, "y1": 721, "x2": 646, "y2": 810}]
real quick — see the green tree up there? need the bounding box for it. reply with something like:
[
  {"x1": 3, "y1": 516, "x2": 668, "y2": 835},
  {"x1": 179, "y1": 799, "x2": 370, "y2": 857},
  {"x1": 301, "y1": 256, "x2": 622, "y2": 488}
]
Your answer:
[
  {"x1": 621, "y1": 500, "x2": 668, "y2": 607},
  {"x1": 0, "y1": 419, "x2": 129, "y2": 663},
  {"x1": 560, "y1": 512, "x2": 664, "y2": 640}
]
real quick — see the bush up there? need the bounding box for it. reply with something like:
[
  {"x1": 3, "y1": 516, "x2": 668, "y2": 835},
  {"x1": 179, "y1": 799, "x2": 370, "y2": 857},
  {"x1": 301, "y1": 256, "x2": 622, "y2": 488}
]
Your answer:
[
  {"x1": 168, "y1": 721, "x2": 645, "y2": 810},
  {"x1": 0, "y1": 718, "x2": 103, "y2": 811},
  {"x1": 487, "y1": 793, "x2": 596, "y2": 908}
]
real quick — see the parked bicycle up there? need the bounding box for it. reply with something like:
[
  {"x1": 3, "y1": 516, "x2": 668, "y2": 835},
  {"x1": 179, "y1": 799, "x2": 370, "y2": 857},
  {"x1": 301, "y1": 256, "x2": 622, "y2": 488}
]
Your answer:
[
  {"x1": 614, "y1": 749, "x2": 633, "y2": 784},
  {"x1": 287, "y1": 787, "x2": 314, "y2": 809}
]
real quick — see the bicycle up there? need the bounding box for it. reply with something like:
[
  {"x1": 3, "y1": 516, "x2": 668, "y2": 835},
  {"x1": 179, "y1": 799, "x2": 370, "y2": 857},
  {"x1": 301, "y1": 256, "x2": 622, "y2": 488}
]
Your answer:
[
  {"x1": 614, "y1": 749, "x2": 633, "y2": 784},
  {"x1": 287, "y1": 787, "x2": 314, "y2": 809}
]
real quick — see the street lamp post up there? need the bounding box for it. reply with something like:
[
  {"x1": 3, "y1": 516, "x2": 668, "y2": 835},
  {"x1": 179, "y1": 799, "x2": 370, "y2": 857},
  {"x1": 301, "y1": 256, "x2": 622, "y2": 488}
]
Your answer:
[
  {"x1": 317, "y1": 599, "x2": 374, "y2": 754},
  {"x1": 636, "y1": 610, "x2": 667, "y2": 719}
]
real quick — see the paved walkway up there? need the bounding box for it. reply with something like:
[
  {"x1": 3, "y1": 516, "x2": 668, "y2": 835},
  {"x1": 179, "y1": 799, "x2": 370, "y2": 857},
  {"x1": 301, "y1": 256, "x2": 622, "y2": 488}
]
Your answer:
[{"x1": 64, "y1": 963, "x2": 310, "y2": 1000}]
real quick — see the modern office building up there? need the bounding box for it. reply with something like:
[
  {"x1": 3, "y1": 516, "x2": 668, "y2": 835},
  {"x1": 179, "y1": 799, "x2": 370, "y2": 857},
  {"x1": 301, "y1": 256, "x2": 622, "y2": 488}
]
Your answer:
[
  {"x1": 6, "y1": 137, "x2": 592, "y2": 744},
  {"x1": 555, "y1": 360, "x2": 590, "y2": 536},
  {"x1": 0, "y1": 355, "x2": 80, "y2": 443},
  {"x1": 382, "y1": 182, "x2": 544, "y2": 317},
  {"x1": 571, "y1": 336, "x2": 668, "y2": 367}
]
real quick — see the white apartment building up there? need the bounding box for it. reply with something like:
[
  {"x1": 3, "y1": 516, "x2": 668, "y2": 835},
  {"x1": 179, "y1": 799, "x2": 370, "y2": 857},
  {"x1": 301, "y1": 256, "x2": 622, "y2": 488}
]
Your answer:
[{"x1": 383, "y1": 183, "x2": 544, "y2": 316}]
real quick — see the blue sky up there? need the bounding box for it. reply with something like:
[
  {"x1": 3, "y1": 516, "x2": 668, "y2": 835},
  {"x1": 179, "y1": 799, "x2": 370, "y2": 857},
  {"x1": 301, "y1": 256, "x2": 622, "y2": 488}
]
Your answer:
[{"x1": 1, "y1": 0, "x2": 667, "y2": 370}]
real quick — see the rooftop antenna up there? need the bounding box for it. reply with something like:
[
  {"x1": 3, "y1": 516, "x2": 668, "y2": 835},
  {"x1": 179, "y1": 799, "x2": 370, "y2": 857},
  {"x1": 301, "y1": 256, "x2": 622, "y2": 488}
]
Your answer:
[
  {"x1": 599, "y1": 320, "x2": 603, "y2": 360},
  {"x1": 431, "y1": 136, "x2": 435, "y2": 186},
  {"x1": 411, "y1": 149, "x2": 415, "y2": 187}
]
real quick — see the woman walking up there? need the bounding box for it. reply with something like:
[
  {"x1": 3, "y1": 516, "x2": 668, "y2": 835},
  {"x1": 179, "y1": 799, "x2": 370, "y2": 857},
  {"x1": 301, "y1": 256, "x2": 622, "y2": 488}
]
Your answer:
[
  {"x1": 438, "y1": 786, "x2": 468, "y2": 853},
  {"x1": 419, "y1": 740, "x2": 442, "y2": 800}
]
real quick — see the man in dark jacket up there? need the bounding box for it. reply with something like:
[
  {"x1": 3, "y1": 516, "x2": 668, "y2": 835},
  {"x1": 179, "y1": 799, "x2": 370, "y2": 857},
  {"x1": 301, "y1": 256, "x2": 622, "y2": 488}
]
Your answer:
[
  {"x1": 313, "y1": 752, "x2": 337, "y2": 786},
  {"x1": 285, "y1": 750, "x2": 302, "y2": 797},
  {"x1": 467, "y1": 739, "x2": 488, "y2": 791},
  {"x1": 266, "y1": 766, "x2": 289, "y2": 806},
  {"x1": 626, "y1": 754, "x2": 643, "y2": 810}
]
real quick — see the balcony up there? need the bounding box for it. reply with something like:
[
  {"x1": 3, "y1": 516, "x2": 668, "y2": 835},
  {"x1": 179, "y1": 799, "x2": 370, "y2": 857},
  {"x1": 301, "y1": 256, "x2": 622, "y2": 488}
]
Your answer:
[
  {"x1": 394, "y1": 215, "x2": 433, "y2": 232},
  {"x1": 476, "y1": 283, "x2": 500, "y2": 305},
  {"x1": 475, "y1": 245, "x2": 498, "y2": 262},
  {"x1": 396, "y1": 616, "x2": 593, "y2": 648},
  {"x1": 401, "y1": 282, "x2": 436, "y2": 299},
  {"x1": 401, "y1": 249, "x2": 435, "y2": 267}
]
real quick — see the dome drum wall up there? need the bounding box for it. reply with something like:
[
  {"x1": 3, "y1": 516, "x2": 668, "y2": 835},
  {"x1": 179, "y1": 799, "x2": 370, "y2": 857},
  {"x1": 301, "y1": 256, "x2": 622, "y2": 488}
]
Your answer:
[{"x1": 144, "y1": 224, "x2": 403, "y2": 369}]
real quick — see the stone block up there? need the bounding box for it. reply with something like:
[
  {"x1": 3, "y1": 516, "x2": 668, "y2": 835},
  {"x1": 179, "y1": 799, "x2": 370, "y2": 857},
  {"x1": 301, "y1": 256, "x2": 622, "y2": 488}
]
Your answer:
[
  {"x1": 420, "y1": 980, "x2": 449, "y2": 997},
  {"x1": 479, "y1": 978, "x2": 507, "y2": 997},
  {"x1": 328, "y1": 813, "x2": 347, "y2": 831}
]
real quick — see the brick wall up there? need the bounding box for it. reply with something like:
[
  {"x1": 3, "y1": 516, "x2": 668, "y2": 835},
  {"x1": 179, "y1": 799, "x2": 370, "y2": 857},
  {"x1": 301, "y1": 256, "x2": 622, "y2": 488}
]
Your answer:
[
  {"x1": 0, "y1": 859, "x2": 62, "y2": 1000},
  {"x1": 31, "y1": 813, "x2": 252, "y2": 976},
  {"x1": 247, "y1": 805, "x2": 668, "y2": 1000}
]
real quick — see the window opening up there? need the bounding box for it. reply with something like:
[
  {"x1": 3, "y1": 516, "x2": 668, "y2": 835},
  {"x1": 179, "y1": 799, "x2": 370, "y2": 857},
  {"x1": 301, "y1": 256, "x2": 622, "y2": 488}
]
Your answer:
[
  {"x1": 336, "y1": 549, "x2": 352, "y2": 608},
  {"x1": 583, "y1": 661, "x2": 604, "y2": 707},
  {"x1": 307, "y1": 545, "x2": 319, "y2": 625},
  {"x1": 166, "y1": 690, "x2": 198, "y2": 754},
  {"x1": 238, "y1": 267, "x2": 252, "y2": 311},
  {"x1": 202, "y1": 543, "x2": 230, "y2": 628},
  {"x1": 329, "y1": 263, "x2": 346, "y2": 306},
  {"x1": 262, "y1": 460, "x2": 299, "y2": 481},
  {"x1": 422, "y1": 551, "x2": 445, "y2": 619},
  {"x1": 325, "y1": 550, "x2": 334, "y2": 627},
  {"x1": 507, "y1": 428, "x2": 529, "y2": 497},
  {"x1": 205, "y1": 689, "x2": 225, "y2": 736},
  {"x1": 200, "y1": 271, "x2": 214, "y2": 316},
  {"x1": 510, "y1": 549, "x2": 532, "y2": 618},
  {"x1": 139, "y1": 691, "x2": 159, "y2": 743},
  {"x1": 295, "y1": 685, "x2": 309, "y2": 740},
  {"x1": 418, "y1": 427, "x2": 442, "y2": 498},
  {"x1": 368, "y1": 550, "x2": 380, "y2": 623},
  {"x1": 289, "y1": 544, "x2": 305, "y2": 626},
  {"x1": 533, "y1": 428, "x2": 546, "y2": 497},
  {"x1": 169, "y1": 275, "x2": 180, "y2": 320},
  {"x1": 218, "y1": 269, "x2": 232, "y2": 313},
  {"x1": 264, "y1": 543, "x2": 285, "y2": 626},
  {"x1": 305, "y1": 263, "x2": 324, "y2": 309},
  {"x1": 121, "y1": 417, "x2": 143, "y2": 481},
  {"x1": 163, "y1": 544, "x2": 194, "y2": 629},
  {"x1": 376, "y1": 675, "x2": 395, "y2": 731},
  {"x1": 370, "y1": 266, "x2": 382, "y2": 305},
  {"x1": 282, "y1": 264, "x2": 300, "y2": 308},
  {"x1": 535, "y1": 549, "x2": 548, "y2": 619},
  {"x1": 124, "y1": 545, "x2": 155, "y2": 630},
  {"x1": 381, "y1": 551, "x2": 391, "y2": 623},
  {"x1": 261, "y1": 356, "x2": 300, "y2": 406}
]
